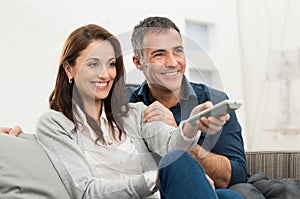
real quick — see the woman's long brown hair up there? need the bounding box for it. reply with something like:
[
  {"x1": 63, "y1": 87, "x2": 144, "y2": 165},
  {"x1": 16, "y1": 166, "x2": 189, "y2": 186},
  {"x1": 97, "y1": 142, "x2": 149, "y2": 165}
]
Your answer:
[{"x1": 49, "y1": 24, "x2": 129, "y2": 142}]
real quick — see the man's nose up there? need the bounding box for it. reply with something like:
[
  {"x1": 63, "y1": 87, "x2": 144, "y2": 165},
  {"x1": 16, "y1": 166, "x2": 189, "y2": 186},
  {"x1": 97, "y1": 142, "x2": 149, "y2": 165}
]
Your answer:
[{"x1": 165, "y1": 53, "x2": 177, "y2": 67}]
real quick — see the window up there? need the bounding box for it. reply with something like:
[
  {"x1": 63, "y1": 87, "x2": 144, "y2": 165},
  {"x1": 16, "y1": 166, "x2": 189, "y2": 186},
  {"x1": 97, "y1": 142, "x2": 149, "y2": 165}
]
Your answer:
[
  {"x1": 185, "y1": 20, "x2": 210, "y2": 51},
  {"x1": 184, "y1": 20, "x2": 218, "y2": 87}
]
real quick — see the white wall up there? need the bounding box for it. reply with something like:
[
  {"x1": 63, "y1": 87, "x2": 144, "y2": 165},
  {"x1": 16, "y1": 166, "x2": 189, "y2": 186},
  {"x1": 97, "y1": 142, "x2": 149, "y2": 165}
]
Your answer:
[
  {"x1": 238, "y1": 0, "x2": 300, "y2": 150},
  {"x1": 0, "y1": 0, "x2": 246, "y2": 148}
]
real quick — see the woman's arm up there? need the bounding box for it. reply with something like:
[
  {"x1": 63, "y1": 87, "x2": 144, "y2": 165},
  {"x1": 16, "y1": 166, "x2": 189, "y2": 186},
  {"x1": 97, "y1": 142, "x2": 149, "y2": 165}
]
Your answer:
[
  {"x1": 36, "y1": 110, "x2": 153, "y2": 199},
  {"x1": 141, "y1": 102, "x2": 229, "y2": 157},
  {"x1": 141, "y1": 117, "x2": 200, "y2": 156}
]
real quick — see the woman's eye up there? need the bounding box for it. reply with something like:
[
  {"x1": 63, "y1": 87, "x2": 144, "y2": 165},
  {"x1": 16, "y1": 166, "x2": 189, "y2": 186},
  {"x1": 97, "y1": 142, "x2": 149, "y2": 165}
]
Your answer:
[
  {"x1": 109, "y1": 62, "x2": 116, "y2": 67},
  {"x1": 88, "y1": 62, "x2": 98, "y2": 67}
]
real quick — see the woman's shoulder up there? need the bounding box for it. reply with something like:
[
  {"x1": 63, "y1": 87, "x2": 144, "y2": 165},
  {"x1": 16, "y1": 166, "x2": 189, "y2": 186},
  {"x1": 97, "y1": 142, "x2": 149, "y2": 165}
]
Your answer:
[
  {"x1": 37, "y1": 109, "x2": 73, "y2": 130},
  {"x1": 120, "y1": 102, "x2": 146, "y2": 123},
  {"x1": 127, "y1": 102, "x2": 147, "y2": 114},
  {"x1": 39, "y1": 109, "x2": 66, "y2": 121},
  {"x1": 36, "y1": 109, "x2": 75, "y2": 139}
]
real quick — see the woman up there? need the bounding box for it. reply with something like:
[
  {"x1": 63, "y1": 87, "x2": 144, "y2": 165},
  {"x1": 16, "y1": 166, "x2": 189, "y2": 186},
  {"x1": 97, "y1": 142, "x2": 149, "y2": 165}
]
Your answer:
[{"x1": 33, "y1": 24, "x2": 241, "y2": 199}]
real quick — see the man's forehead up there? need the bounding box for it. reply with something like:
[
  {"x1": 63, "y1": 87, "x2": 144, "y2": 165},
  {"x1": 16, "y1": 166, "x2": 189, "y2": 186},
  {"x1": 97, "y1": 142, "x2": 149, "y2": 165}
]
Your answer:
[{"x1": 142, "y1": 30, "x2": 182, "y2": 50}]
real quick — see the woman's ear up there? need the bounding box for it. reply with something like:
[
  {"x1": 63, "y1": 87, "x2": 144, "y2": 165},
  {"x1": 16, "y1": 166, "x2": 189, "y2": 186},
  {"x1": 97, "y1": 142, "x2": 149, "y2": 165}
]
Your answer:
[{"x1": 63, "y1": 62, "x2": 73, "y2": 79}]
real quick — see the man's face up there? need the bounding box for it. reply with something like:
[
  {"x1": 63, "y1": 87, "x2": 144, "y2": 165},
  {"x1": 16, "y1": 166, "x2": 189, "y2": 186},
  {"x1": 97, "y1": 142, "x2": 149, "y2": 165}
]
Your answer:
[{"x1": 140, "y1": 29, "x2": 186, "y2": 93}]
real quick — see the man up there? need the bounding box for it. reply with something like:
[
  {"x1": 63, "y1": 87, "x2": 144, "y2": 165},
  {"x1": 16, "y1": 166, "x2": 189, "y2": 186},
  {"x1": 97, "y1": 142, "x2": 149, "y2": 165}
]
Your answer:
[
  {"x1": 128, "y1": 16, "x2": 247, "y2": 188},
  {"x1": 129, "y1": 17, "x2": 300, "y2": 199}
]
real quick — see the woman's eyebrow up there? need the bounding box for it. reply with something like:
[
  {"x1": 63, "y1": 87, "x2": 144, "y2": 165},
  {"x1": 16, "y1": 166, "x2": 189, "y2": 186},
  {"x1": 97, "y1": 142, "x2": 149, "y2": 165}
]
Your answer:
[{"x1": 85, "y1": 57, "x2": 100, "y2": 62}]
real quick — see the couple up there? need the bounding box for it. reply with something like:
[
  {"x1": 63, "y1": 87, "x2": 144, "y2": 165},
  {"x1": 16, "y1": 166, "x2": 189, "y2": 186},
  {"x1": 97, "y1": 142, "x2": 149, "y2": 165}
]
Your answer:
[{"x1": 1, "y1": 16, "x2": 247, "y2": 198}]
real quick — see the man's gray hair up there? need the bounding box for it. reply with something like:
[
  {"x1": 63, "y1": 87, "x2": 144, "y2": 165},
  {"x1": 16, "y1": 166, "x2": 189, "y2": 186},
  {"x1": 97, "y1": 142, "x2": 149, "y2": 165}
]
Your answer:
[{"x1": 131, "y1": 16, "x2": 181, "y2": 59}]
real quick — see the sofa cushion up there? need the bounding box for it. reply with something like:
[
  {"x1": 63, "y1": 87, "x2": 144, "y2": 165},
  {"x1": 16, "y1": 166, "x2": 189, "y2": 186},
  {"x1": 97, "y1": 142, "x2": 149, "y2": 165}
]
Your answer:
[{"x1": 0, "y1": 133, "x2": 70, "y2": 199}]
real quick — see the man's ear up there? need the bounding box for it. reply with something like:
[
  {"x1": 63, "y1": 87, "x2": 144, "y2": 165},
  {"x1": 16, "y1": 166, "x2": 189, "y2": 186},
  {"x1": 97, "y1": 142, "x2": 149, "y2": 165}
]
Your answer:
[
  {"x1": 63, "y1": 62, "x2": 73, "y2": 79},
  {"x1": 133, "y1": 56, "x2": 144, "y2": 71}
]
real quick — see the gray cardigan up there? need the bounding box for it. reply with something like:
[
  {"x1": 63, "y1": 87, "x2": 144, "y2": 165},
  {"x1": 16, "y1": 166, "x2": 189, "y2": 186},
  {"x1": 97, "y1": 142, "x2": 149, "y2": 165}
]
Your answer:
[{"x1": 36, "y1": 102, "x2": 199, "y2": 199}]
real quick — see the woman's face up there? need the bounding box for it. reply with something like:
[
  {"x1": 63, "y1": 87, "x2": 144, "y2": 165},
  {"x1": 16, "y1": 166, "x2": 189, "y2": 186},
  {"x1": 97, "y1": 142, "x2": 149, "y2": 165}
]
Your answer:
[{"x1": 68, "y1": 40, "x2": 117, "y2": 103}]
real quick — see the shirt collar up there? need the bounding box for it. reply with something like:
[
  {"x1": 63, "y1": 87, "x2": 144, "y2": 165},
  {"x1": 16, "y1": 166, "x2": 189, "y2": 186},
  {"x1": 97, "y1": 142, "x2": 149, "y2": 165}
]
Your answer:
[
  {"x1": 99, "y1": 106, "x2": 108, "y2": 123},
  {"x1": 136, "y1": 81, "x2": 153, "y2": 105},
  {"x1": 180, "y1": 76, "x2": 197, "y2": 100}
]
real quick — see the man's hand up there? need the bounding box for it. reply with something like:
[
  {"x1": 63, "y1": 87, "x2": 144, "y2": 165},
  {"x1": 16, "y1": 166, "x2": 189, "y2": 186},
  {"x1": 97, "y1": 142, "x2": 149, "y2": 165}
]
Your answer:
[
  {"x1": 143, "y1": 101, "x2": 177, "y2": 127},
  {"x1": 190, "y1": 101, "x2": 230, "y2": 134},
  {"x1": 0, "y1": 126, "x2": 22, "y2": 136}
]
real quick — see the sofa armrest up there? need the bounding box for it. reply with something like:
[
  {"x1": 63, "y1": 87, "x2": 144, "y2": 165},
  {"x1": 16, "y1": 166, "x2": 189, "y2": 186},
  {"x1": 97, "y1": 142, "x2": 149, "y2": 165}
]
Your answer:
[
  {"x1": 246, "y1": 151, "x2": 300, "y2": 180},
  {"x1": 0, "y1": 133, "x2": 71, "y2": 199}
]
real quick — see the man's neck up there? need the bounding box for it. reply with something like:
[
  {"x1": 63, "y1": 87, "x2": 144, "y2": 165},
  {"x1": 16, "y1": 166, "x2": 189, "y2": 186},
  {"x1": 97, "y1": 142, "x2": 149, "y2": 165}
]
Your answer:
[{"x1": 148, "y1": 86, "x2": 180, "y2": 108}]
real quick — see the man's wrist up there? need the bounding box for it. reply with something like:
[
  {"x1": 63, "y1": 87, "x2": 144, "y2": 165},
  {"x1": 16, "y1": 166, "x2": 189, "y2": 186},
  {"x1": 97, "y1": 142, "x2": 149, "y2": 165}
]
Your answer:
[{"x1": 189, "y1": 144, "x2": 209, "y2": 160}]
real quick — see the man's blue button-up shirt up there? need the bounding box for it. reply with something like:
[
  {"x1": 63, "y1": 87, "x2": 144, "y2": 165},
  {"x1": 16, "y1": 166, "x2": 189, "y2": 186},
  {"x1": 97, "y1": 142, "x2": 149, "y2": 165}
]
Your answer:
[{"x1": 127, "y1": 76, "x2": 248, "y2": 186}]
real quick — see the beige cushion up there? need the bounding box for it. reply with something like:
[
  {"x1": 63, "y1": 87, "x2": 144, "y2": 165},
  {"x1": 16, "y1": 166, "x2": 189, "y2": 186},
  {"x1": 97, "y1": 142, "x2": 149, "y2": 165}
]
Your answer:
[{"x1": 0, "y1": 133, "x2": 70, "y2": 199}]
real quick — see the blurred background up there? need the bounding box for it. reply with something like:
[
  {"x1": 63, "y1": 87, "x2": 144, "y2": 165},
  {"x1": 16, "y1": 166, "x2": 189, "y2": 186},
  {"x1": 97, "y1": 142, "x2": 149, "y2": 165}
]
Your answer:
[{"x1": 0, "y1": 0, "x2": 299, "y2": 151}]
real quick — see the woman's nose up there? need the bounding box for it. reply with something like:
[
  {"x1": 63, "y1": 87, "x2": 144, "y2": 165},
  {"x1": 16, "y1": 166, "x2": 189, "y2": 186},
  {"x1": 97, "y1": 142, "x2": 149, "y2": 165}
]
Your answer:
[{"x1": 97, "y1": 67, "x2": 109, "y2": 78}]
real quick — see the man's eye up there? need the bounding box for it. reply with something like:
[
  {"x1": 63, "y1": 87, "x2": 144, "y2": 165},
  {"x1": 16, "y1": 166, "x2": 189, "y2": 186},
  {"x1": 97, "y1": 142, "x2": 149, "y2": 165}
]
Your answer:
[
  {"x1": 154, "y1": 53, "x2": 164, "y2": 57},
  {"x1": 174, "y1": 49, "x2": 183, "y2": 54}
]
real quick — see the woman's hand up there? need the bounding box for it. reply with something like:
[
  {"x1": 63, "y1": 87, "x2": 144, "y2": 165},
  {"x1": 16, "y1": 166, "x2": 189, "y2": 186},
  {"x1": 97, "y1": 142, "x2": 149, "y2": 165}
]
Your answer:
[
  {"x1": 0, "y1": 126, "x2": 22, "y2": 136},
  {"x1": 143, "y1": 101, "x2": 177, "y2": 127}
]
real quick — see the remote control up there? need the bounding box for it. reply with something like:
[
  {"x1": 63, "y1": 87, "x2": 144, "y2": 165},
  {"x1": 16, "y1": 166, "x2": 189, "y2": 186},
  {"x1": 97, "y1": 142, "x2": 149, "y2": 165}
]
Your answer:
[{"x1": 187, "y1": 100, "x2": 242, "y2": 125}]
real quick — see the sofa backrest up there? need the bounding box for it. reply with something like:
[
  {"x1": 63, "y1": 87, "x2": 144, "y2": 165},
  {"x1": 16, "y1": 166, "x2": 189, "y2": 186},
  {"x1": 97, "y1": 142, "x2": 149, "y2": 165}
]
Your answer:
[{"x1": 246, "y1": 151, "x2": 300, "y2": 180}]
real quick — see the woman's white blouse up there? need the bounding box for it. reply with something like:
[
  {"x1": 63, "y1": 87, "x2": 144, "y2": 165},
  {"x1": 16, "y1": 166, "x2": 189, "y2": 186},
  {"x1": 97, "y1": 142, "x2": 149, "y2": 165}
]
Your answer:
[{"x1": 76, "y1": 105, "x2": 158, "y2": 196}]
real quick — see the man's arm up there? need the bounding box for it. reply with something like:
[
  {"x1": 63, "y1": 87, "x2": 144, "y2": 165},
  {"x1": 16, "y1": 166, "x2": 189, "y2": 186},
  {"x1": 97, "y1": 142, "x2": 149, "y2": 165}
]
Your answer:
[
  {"x1": 141, "y1": 100, "x2": 247, "y2": 187},
  {"x1": 189, "y1": 144, "x2": 231, "y2": 188},
  {"x1": 188, "y1": 106, "x2": 232, "y2": 188},
  {"x1": 195, "y1": 111, "x2": 248, "y2": 188},
  {"x1": 143, "y1": 101, "x2": 235, "y2": 187}
]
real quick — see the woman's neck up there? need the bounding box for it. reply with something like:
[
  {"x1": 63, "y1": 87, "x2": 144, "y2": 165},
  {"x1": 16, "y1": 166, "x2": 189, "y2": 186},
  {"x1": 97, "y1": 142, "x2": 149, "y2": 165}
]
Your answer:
[{"x1": 83, "y1": 99, "x2": 102, "y2": 124}]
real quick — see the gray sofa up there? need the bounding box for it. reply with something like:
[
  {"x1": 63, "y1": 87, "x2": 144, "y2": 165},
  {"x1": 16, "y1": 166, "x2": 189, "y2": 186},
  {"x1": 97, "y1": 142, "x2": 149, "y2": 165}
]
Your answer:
[
  {"x1": 0, "y1": 133, "x2": 71, "y2": 199},
  {"x1": 1, "y1": 133, "x2": 299, "y2": 198}
]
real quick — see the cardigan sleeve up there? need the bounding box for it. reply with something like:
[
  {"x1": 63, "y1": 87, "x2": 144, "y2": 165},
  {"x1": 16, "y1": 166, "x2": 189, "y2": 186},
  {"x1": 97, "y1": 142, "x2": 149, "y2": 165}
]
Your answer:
[
  {"x1": 36, "y1": 110, "x2": 153, "y2": 199},
  {"x1": 141, "y1": 120, "x2": 200, "y2": 156}
]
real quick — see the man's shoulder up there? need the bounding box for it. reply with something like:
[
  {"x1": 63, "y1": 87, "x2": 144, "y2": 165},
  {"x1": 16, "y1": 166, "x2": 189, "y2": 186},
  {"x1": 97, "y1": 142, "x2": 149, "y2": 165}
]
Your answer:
[
  {"x1": 125, "y1": 84, "x2": 139, "y2": 99},
  {"x1": 126, "y1": 83, "x2": 145, "y2": 103},
  {"x1": 207, "y1": 86, "x2": 228, "y2": 102},
  {"x1": 189, "y1": 82, "x2": 228, "y2": 104}
]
